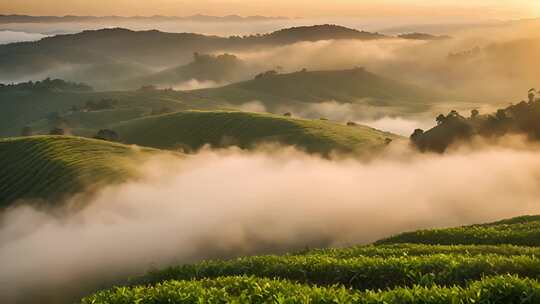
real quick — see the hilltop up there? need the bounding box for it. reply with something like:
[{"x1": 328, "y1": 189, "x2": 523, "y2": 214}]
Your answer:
[
  {"x1": 113, "y1": 110, "x2": 399, "y2": 154},
  {"x1": 0, "y1": 25, "x2": 387, "y2": 80},
  {"x1": 124, "y1": 53, "x2": 249, "y2": 89},
  {"x1": 0, "y1": 68, "x2": 439, "y2": 137},
  {"x1": 0, "y1": 136, "x2": 156, "y2": 207},
  {"x1": 411, "y1": 89, "x2": 540, "y2": 152},
  {"x1": 178, "y1": 68, "x2": 439, "y2": 110}
]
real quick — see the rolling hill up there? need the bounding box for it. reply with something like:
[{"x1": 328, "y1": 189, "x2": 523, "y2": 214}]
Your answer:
[
  {"x1": 178, "y1": 68, "x2": 441, "y2": 111},
  {"x1": 411, "y1": 92, "x2": 540, "y2": 152},
  {"x1": 0, "y1": 25, "x2": 387, "y2": 81},
  {"x1": 84, "y1": 214, "x2": 540, "y2": 303},
  {"x1": 123, "y1": 53, "x2": 250, "y2": 89},
  {"x1": 0, "y1": 136, "x2": 156, "y2": 207},
  {"x1": 0, "y1": 68, "x2": 439, "y2": 137},
  {"x1": 112, "y1": 110, "x2": 399, "y2": 154}
]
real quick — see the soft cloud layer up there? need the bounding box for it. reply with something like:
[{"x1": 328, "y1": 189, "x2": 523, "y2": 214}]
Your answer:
[
  {"x1": 0, "y1": 30, "x2": 47, "y2": 44},
  {"x1": 3, "y1": 142, "x2": 540, "y2": 302}
]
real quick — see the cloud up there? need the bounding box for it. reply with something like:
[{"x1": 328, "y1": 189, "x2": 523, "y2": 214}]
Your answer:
[
  {"x1": 0, "y1": 30, "x2": 47, "y2": 44},
  {"x1": 171, "y1": 79, "x2": 227, "y2": 90},
  {"x1": 3, "y1": 142, "x2": 540, "y2": 302}
]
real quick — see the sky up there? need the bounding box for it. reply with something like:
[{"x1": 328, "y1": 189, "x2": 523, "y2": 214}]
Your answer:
[{"x1": 1, "y1": 0, "x2": 540, "y2": 21}]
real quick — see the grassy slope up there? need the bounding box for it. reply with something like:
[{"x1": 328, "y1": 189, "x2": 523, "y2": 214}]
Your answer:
[
  {"x1": 113, "y1": 110, "x2": 399, "y2": 154},
  {"x1": 84, "y1": 214, "x2": 540, "y2": 303},
  {"x1": 0, "y1": 69, "x2": 439, "y2": 137},
  {"x1": 179, "y1": 68, "x2": 440, "y2": 108},
  {"x1": 0, "y1": 89, "x2": 194, "y2": 137},
  {"x1": 0, "y1": 136, "x2": 154, "y2": 207}
]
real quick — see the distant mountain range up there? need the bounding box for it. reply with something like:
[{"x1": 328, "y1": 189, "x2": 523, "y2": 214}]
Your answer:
[
  {"x1": 0, "y1": 14, "x2": 288, "y2": 24},
  {"x1": 0, "y1": 25, "x2": 387, "y2": 82}
]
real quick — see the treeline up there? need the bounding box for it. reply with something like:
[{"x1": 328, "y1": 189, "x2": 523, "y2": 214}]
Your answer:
[
  {"x1": 0, "y1": 78, "x2": 92, "y2": 93},
  {"x1": 411, "y1": 89, "x2": 540, "y2": 152}
]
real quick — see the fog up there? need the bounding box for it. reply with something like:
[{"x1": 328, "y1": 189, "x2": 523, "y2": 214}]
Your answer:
[
  {"x1": 171, "y1": 79, "x2": 228, "y2": 91},
  {"x1": 0, "y1": 30, "x2": 47, "y2": 44},
  {"x1": 229, "y1": 33, "x2": 540, "y2": 102},
  {"x1": 3, "y1": 141, "x2": 540, "y2": 302}
]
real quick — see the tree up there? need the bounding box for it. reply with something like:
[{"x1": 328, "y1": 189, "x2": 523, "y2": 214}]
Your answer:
[
  {"x1": 49, "y1": 128, "x2": 65, "y2": 135},
  {"x1": 410, "y1": 129, "x2": 424, "y2": 143},
  {"x1": 94, "y1": 129, "x2": 119, "y2": 142},
  {"x1": 448, "y1": 110, "x2": 459, "y2": 117},
  {"x1": 436, "y1": 114, "x2": 446, "y2": 125},
  {"x1": 471, "y1": 109, "x2": 479, "y2": 119},
  {"x1": 529, "y1": 88, "x2": 537, "y2": 103},
  {"x1": 347, "y1": 121, "x2": 357, "y2": 126},
  {"x1": 283, "y1": 112, "x2": 292, "y2": 117},
  {"x1": 496, "y1": 109, "x2": 507, "y2": 121}
]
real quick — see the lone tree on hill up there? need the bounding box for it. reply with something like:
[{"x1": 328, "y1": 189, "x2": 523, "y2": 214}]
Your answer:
[
  {"x1": 471, "y1": 109, "x2": 479, "y2": 119},
  {"x1": 94, "y1": 129, "x2": 120, "y2": 142},
  {"x1": 49, "y1": 128, "x2": 65, "y2": 135}
]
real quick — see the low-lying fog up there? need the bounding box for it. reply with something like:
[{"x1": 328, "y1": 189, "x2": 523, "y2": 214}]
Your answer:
[
  {"x1": 0, "y1": 30, "x2": 47, "y2": 44},
  {"x1": 3, "y1": 138, "x2": 540, "y2": 303}
]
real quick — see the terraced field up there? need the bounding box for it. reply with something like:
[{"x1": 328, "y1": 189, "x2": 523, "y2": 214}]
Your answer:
[
  {"x1": 113, "y1": 110, "x2": 399, "y2": 154},
  {"x1": 0, "y1": 136, "x2": 154, "y2": 207},
  {"x1": 83, "y1": 215, "x2": 540, "y2": 303}
]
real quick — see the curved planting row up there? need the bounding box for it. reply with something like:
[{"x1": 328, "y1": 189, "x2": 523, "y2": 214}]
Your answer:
[
  {"x1": 83, "y1": 275, "x2": 540, "y2": 304},
  {"x1": 136, "y1": 253, "x2": 540, "y2": 290}
]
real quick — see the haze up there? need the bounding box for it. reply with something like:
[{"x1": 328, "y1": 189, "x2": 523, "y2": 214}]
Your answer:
[{"x1": 2, "y1": 0, "x2": 540, "y2": 21}]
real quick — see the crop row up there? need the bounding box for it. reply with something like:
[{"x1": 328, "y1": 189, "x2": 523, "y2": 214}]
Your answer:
[
  {"x1": 377, "y1": 221, "x2": 540, "y2": 246},
  {"x1": 300, "y1": 244, "x2": 540, "y2": 259},
  {"x1": 136, "y1": 254, "x2": 540, "y2": 290},
  {"x1": 83, "y1": 275, "x2": 540, "y2": 304}
]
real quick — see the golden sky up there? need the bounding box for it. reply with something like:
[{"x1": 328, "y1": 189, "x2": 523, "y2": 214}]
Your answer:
[{"x1": 2, "y1": 0, "x2": 539, "y2": 20}]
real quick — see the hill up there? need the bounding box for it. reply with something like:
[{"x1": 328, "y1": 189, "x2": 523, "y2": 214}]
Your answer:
[
  {"x1": 0, "y1": 136, "x2": 155, "y2": 207},
  {"x1": 0, "y1": 25, "x2": 387, "y2": 81},
  {"x1": 112, "y1": 110, "x2": 399, "y2": 154},
  {"x1": 0, "y1": 69, "x2": 440, "y2": 137},
  {"x1": 178, "y1": 68, "x2": 440, "y2": 111},
  {"x1": 84, "y1": 214, "x2": 540, "y2": 303},
  {"x1": 124, "y1": 53, "x2": 249, "y2": 89},
  {"x1": 0, "y1": 84, "x2": 201, "y2": 137},
  {"x1": 411, "y1": 89, "x2": 540, "y2": 152}
]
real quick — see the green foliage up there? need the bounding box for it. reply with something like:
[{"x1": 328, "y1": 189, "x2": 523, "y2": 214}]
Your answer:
[
  {"x1": 0, "y1": 136, "x2": 152, "y2": 207},
  {"x1": 301, "y1": 244, "x2": 540, "y2": 259},
  {"x1": 113, "y1": 110, "x2": 398, "y2": 154},
  {"x1": 80, "y1": 215, "x2": 540, "y2": 303},
  {"x1": 377, "y1": 216, "x2": 540, "y2": 246},
  {"x1": 0, "y1": 78, "x2": 92, "y2": 93},
  {"x1": 83, "y1": 275, "x2": 540, "y2": 304},
  {"x1": 136, "y1": 252, "x2": 540, "y2": 291},
  {"x1": 412, "y1": 90, "x2": 540, "y2": 152},
  {"x1": 185, "y1": 68, "x2": 439, "y2": 106}
]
